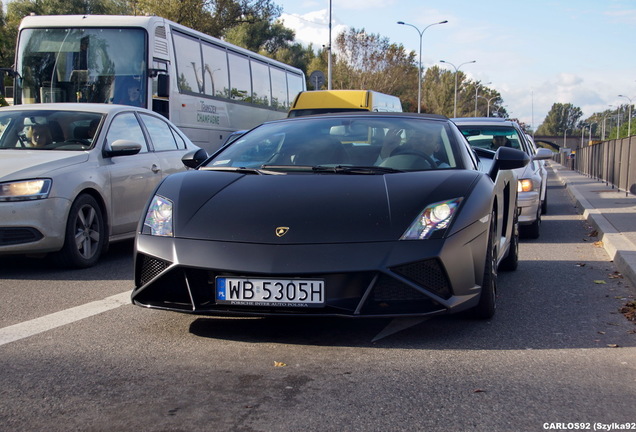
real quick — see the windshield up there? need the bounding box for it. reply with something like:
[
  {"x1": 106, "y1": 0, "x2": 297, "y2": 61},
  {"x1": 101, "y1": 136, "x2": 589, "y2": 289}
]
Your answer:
[
  {"x1": 457, "y1": 125, "x2": 524, "y2": 151},
  {"x1": 204, "y1": 116, "x2": 461, "y2": 172},
  {"x1": 0, "y1": 110, "x2": 104, "y2": 150},
  {"x1": 16, "y1": 28, "x2": 147, "y2": 107}
]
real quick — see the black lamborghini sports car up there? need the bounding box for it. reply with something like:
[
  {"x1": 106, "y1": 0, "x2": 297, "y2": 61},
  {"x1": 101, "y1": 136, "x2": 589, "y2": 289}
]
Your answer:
[{"x1": 132, "y1": 113, "x2": 529, "y2": 319}]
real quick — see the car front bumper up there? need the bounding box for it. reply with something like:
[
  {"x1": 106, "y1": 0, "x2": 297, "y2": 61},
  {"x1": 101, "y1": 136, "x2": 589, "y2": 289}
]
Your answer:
[
  {"x1": 132, "y1": 222, "x2": 489, "y2": 318},
  {"x1": 0, "y1": 197, "x2": 71, "y2": 254},
  {"x1": 517, "y1": 191, "x2": 540, "y2": 225}
]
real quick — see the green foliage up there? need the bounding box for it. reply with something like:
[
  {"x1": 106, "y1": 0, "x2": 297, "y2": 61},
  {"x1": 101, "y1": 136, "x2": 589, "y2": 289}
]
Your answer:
[{"x1": 535, "y1": 103, "x2": 583, "y2": 135}]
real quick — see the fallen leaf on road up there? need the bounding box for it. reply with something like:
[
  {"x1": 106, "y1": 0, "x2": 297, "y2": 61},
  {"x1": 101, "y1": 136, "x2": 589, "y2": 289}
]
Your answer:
[
  {"x1": 594, "y1": 241, "x2": 604, "y2": 247},
  {"x1": 619, "y1": 301, "x2": 636, "y2": 322},
  {"x1": 594, "y1": 280, "x2": 607, "y2": 284},
  {"x1": 274, "y1": 361, "x2": 287, "y2": 367}
]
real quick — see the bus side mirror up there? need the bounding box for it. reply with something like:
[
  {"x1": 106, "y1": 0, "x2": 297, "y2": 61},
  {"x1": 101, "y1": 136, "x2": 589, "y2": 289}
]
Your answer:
[{"x1": 157, "y1": 75, "x2": 169, "y2": 98}]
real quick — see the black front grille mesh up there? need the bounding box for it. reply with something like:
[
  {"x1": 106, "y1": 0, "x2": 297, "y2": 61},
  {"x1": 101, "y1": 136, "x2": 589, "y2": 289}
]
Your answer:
[
  {"x1": 138, "y1": 255, "x2": 171, "y2": 286},
  {"x1": 391, "y1": 259, "x2": 452, "y2": 299}
]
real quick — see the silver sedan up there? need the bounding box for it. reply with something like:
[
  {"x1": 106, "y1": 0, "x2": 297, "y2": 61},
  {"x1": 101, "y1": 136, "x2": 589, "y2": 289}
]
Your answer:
[{"x1": 0, "y1": 103, "x2": 206, "y2": 267}]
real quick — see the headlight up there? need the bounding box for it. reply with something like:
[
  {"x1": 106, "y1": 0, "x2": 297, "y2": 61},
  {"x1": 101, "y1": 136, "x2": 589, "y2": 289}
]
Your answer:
[
  {"x1": 143, "y1": 195, "x2": 173, "y2": 237},
  {"x1": 0, "y1": 179, "x2": 51, "y2": 202},
  {"x1": 518, "y1": 179, "x2": 534, "y2": 192},
  {"x1": 401, "y1": 198, "x2": 462, "y2": 240}
]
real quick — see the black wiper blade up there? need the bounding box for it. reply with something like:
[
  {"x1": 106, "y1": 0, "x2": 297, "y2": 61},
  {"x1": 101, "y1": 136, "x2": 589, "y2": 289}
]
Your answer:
[
  {"x1": 201, "y1": 166, "x2": 264, "y2": 174},
  {"x1": 312, "y1": 165, "x2": 404, "y2": 174}
]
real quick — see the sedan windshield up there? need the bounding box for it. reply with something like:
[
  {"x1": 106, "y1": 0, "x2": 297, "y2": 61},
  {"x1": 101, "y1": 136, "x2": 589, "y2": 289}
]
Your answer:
[
  {"x1": 204, "y1": 116, "x2": 461, "y2": 172},
  {"x1": 0, "y1": 110, "x2": 104, "y2": 150}
]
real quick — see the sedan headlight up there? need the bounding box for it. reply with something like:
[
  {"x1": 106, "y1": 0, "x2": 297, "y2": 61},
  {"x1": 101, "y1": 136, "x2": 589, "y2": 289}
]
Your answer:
[
  {"x1": 518, "y1": 179, "x2": 534, "y2": 193},
  {"x1": 143, "y1": 195, "x2": 173, "y2": 237},
  {"x1": 0, "y1": 179, "x2": 51, "y2": 202},
  {"x1": 401, "y1": 198, "x2": 463, "y2": 240}
]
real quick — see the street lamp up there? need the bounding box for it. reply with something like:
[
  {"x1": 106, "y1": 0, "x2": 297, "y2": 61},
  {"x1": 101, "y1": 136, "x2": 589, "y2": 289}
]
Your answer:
[
  {"x1": 479, "y1": 94, "x2": 499, "y2": 117},
  {"x1": 618, "y1": 94, "x2": 633, "y2": 137},
  {"x1": 474, "y1": 81, "x2": 491, "y2": 116},
  {"x1": 397, "y1": 20, "x2": 448, "y2": 113},
  {"x1": 440, "y1": 59, "x2": 476, "y2": 117}
]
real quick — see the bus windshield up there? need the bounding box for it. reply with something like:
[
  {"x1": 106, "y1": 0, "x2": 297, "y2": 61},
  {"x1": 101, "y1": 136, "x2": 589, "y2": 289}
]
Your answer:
[{"x1": 16, "y1": 28, "x2": 147, "y2": 107}]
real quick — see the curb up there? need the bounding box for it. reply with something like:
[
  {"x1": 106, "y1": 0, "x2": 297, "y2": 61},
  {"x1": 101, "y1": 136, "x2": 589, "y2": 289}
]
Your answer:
[{"x1": 551, "y1": 165, "x2": 636, "y2": 290}]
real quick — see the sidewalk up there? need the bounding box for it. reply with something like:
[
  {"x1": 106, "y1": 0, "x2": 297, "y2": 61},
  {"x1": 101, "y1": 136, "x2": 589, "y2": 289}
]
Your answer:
[{"x1": 550, "y1": 162, "x2": 636, "y2": 289}]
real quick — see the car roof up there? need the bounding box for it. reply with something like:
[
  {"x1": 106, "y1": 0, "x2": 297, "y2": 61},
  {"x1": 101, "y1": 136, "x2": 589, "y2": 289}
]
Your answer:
[
  {"x1": 267, "y1": 111, "x2": 451, "y2": 125},
  {"x1": 0, "y1": 103, "x2": 153, "y2": 115},
  {"x1": 452, "y1": 117, "x2": 516, "y2": 126}
]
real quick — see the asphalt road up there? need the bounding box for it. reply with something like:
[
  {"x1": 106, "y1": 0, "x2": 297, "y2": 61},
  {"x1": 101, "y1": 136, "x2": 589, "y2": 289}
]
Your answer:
[{"x1": 0, "y1": 169, "x2": 634, "y2": 432}]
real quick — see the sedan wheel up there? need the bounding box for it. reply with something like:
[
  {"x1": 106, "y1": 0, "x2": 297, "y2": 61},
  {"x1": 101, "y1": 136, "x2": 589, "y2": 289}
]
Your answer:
[
  {"x1": 56, "y1": 194, "x2": 105, "y2": 268},
  {"x1": 521, "y1": 206, "x2": 541, "y2": 239},
  {"x1": 499, "y1": 209, "x2": 519, "y2": 271}
]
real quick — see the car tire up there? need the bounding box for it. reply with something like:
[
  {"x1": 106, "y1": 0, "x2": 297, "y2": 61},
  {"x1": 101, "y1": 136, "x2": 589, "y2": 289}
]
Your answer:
[
  {"x1": 55, "y1": 194, "x2": 106, "y2": 268},
  {"x1": 521, "y1": 207, "x2": 541, "y2": 239},
  {"x1": 499, "y1": 209, "x2": 519, "y2": 271},
  {"x1": 541, "y1": 192, "x2": 548, "y2": 215},
  {"x1": 472, "y1": 211, "x2": 497, "y2": 319}
]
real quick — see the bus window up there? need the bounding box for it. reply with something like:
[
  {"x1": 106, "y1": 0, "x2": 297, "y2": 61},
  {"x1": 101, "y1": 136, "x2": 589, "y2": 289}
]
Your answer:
[
  {"x1": 286, "y1": 73, "x2": 305, "y2": 110},
  {"x1": 201, "y1": 42, "x2": 229, "y2": 98},
  {"x1": 227, "y1": 52, "x2": 250, "y2": 101},
  {"x1": 250, "y1": 60, "x2": 270, "y2": 107},
  {"x1": 16, "y1": 27, "x2": 146, "y2": 105},
  {"x1": 270, "y1": 67, "x2": 287, "y2": 110},
  {"x1": 172, "y1": 31, "x2": 203, "y2": 94}
]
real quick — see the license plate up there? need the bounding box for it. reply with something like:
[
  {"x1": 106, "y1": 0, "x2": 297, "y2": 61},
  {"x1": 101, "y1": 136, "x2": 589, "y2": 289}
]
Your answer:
[{"x1": 215, "y1": 277, "x2": 325, "y2": 307}]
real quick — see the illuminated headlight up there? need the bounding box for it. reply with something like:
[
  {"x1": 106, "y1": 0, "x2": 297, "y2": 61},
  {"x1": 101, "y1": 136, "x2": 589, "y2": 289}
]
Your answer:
[
  {"x1": 518, "y1": 179, "x2": 534, "y2": 192},
  {"x1": 143, "y1": 195, "x2": 173, "y2": 237},
  {"x1": 401, "y1": 198, "x2": 463, "y2": 240},
  {"x1": 0, "y1": 179, "x2": 51, "y2": 201}
]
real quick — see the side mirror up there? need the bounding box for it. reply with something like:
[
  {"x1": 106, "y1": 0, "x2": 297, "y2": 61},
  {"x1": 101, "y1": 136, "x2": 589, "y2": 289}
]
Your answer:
[
  {"x1": 157, "y1": 75, "x2": 169, "y2": 98},
  {"x1": 489, "y1": 147, "x2": 530, "y2": 180},
  {"x1": 533, "y1": 147, "x2": 553, "y2": 161},
  {"x1": 103, "y1": 139, "x2": 142, "y2": 157},
  {"x1": 182, "y1": 148, "x2": 208, "y2": 169}
]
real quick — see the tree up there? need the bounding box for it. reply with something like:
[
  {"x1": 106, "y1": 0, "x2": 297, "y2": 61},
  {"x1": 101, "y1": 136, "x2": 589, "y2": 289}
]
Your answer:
[
  {"x1": 536, "y1": 103, "x2": 583, "y2": 135},
  {"x1": 323, "y1": 28, "x2": 417, "y2": 108},
  {"x1": 136, "y1": 0, "x2": 281, "y2": 38}
]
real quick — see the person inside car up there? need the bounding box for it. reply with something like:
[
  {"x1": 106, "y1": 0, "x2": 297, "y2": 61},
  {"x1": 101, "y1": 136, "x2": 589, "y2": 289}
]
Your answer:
[
  {"x1": 491, "y1": 135, "x2": 511, "y2": 149},
  {"x1": 27, "y1": 124, "x2": 53, "y2": 148}
]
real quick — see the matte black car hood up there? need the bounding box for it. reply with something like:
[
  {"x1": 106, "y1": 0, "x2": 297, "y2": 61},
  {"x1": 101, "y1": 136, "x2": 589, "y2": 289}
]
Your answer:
[{"x1": 169, "y1": 170, "x2": 481, "y2": 244}]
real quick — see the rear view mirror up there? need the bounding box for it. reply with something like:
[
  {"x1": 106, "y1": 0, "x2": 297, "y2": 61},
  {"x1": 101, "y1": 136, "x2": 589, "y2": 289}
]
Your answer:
[
  {"x1": 489, "y1": 147, "x2": 530, "y2": 180},
  {"x1": 182, "y1": 148, "x2": 208, "y2": 168}
]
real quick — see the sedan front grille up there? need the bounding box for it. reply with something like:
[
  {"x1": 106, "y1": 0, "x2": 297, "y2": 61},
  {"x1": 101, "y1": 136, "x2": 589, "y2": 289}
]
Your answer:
[{"x1": 0, "y1": 227, "x2": 43, "y2": 246}]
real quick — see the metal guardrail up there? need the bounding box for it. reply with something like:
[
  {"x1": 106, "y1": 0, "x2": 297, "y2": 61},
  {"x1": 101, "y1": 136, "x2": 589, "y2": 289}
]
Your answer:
[{"x1": 554, "y1": 136, "x2": 635, "y2": 196}]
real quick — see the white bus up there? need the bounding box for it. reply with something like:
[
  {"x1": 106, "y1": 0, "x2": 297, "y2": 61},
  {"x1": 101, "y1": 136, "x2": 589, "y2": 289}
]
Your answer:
[{"x1": 12, "y1": 15, "x2": 306, "y2": 152}]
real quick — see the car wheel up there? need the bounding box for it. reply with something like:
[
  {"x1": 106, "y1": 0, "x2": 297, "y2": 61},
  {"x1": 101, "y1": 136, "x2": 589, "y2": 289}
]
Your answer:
[
  {"x1": 499, "y1": 209, "x2": 519, "y2": 271},
  {"x1": 472, "y1": 211, "x2": 497, "y2": 319},
  {"x1": 55, "y1": 194, "x2": 105, "y2": 268},
  {"x1": 521, "y1": 206, "x2": 541, "y2": 239},
  {"x1": 541, "y1": 192, "x2": 548, "y2": 215}
]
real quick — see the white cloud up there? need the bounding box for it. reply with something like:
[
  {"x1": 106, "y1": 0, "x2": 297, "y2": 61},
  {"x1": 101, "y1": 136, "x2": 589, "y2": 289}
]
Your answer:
[{"x1": 280, "y1": 10, "x2": 348, "y2": 48}]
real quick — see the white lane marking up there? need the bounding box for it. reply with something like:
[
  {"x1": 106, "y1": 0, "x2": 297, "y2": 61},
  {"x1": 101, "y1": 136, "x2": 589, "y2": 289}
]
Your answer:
[{"x1": 0, "y1": 291, "x2": 130, "y2": 347}]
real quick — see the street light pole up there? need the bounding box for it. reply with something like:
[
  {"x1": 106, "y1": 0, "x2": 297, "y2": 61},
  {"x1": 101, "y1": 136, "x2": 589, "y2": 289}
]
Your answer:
[
  {"x1": 474, "y1": 81, "x2": 491, "y2": 116},
  {"x1": 618, "y1": 94, "x2": 633, "y2": 137},
  {"x1": 440, "y1": 59, "x2": 476, "y2": 118},
  {"x1": 479, "y1": 95, "x2": 498, "y2": 117},
  {"x1": 397, "y1": 20, "x2": 447, "y2": 113}
]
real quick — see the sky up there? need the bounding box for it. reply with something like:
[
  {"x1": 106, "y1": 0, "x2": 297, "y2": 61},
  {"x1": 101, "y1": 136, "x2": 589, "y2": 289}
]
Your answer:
[{"x1": 274, "y1": 0, "x2": 636, "y2": 130}]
